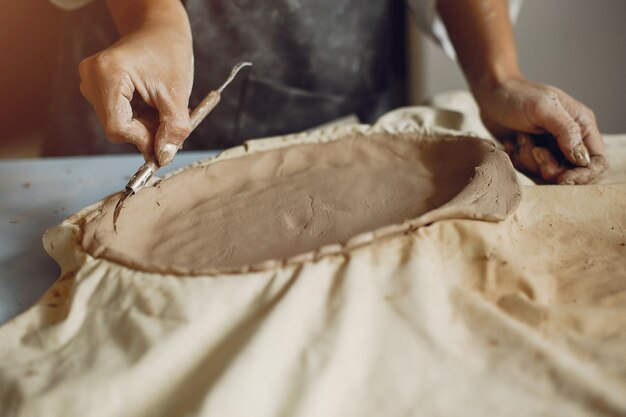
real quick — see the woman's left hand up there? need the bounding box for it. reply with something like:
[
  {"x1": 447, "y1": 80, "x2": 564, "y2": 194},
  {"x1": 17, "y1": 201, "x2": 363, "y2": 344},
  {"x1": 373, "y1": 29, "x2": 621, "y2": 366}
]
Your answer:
[{"x1": 475, "y1": 77, "x2": 608, "y2": 184}]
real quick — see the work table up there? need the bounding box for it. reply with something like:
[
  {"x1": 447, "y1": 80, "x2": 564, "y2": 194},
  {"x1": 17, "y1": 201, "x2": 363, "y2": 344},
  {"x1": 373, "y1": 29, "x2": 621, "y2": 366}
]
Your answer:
[{"x1": 0, "y1": 151, "x2": 217, "y2": 325}]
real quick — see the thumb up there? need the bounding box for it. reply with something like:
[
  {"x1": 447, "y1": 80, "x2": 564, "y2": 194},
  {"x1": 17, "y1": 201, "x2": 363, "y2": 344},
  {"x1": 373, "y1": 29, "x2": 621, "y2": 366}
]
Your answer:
[
  {"x1": 154, "y1": 95, "x2": 192, "y2": 166},
  {"x1": 536, "y1": 98, "x2": 590, "y2": 167}
]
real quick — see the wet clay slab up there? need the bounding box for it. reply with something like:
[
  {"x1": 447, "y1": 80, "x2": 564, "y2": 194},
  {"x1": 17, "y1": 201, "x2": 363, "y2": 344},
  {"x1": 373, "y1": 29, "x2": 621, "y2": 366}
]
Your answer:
[{"x1": 81, "y1": 133, "x2": 520, "y2": 274}]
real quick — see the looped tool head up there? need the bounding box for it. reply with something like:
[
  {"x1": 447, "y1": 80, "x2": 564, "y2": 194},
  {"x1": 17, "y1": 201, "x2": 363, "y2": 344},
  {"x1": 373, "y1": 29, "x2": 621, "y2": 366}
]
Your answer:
[{"x1": 217, "y1": 62, "x2": 252, "y2": 94}]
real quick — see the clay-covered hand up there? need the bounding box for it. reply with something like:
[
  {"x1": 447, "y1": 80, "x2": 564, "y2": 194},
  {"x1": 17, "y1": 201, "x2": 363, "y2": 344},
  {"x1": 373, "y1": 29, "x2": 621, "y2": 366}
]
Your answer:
[
  {"x1": 78, "y1": 0, "x2": 193, "y2": 166},
  {"x1": 475, "y1": 77, "x2": 608, "y2": 184}
]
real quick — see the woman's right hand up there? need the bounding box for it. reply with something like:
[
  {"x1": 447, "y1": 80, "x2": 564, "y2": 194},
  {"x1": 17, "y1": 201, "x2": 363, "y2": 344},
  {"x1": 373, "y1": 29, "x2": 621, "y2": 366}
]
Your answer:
[{"x1": 78, "y1": 0, "x2": 194, "y2": 166}]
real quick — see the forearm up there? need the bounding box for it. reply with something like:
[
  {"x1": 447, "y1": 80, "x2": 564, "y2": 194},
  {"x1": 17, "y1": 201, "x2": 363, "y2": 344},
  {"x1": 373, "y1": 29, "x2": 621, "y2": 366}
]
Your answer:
[
  {"x1": 437, "y1": 0, "x2": 521, "y2": 96},
  {"x1": 105, "y1": 0, "x2": 190, "y2": 39}
]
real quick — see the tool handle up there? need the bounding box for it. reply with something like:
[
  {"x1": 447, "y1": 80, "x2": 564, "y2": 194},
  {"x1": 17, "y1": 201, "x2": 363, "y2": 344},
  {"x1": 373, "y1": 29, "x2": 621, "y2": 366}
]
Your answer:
[
  {"x1": 190, "y1": 90, "x2": 221, "y2": 130},
  {"x1": 137, "y1": 91, "x2": 218, "y2": 174}
]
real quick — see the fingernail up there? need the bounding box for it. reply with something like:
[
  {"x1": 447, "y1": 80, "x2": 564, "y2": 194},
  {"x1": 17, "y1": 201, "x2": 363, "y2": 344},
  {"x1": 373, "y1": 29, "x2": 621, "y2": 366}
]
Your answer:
[
  {"x1": 572, "y1": 144, "x2": 591, "y2": 167},
  {"x1": 158, "y1": 143, "x2": 178, "y2": 166},
  {"x1": 531, "y1": 148, "x2": 546, "y2": 165},
  {"x1": 517, "y1": 134, "x2": 529, "y2": 146},
  {"x1": 559, "y1": 180, "x2": 575, "y2": 186}
]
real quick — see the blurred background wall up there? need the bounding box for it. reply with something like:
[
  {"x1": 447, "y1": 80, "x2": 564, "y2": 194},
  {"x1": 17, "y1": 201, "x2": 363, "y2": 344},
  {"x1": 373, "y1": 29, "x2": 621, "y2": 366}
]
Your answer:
[
  {"x1": 0, "y1": 0, "x2": 624, "y2": 158},
  {"x1": 0, "y1": 0, "x2": 62, "y2": 157},
  {"x1": 409, "y1": 0, "x2": 626, "y2": 133}
]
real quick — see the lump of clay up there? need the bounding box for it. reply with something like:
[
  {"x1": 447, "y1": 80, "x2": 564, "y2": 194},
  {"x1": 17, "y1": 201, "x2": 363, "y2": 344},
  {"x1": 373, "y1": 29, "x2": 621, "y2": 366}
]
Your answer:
[{"x1": 81, "y1": 131, "x2": 520, "y2": 274}]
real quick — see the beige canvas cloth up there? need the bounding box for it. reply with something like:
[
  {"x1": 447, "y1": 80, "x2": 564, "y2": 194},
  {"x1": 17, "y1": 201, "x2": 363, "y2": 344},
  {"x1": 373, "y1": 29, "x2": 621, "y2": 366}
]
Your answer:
[{"x1": 1, "y1": 92, "x2": 625, "y2": 416}]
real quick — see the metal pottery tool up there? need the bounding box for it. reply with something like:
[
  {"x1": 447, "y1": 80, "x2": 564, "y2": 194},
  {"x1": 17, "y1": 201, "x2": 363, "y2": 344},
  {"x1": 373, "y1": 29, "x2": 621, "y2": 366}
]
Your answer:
[{"x1": 113, "y1": 62, "x2": 252, "y2": 228}]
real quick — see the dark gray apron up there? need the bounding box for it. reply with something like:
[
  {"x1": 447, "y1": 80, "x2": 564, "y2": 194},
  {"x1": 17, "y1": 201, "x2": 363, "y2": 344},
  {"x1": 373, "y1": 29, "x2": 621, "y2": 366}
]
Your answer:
[{"x1": 44, "y1": 0, "x2": 407, "y2": 156}]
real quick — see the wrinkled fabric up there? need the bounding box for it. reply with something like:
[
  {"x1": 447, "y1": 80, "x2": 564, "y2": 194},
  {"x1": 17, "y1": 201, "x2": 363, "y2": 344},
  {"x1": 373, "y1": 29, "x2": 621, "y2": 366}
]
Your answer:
[{"x1": 2, "y1": 94, "x2": 626, "y2": 416}]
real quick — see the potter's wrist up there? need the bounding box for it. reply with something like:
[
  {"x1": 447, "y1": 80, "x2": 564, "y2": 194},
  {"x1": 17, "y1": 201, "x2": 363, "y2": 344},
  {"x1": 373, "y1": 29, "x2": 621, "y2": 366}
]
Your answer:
[
  {"x1": 106, "y1": 0, "x2": 190, "y2": 39},
  {"x1": 469, "y1": 63, "x2": 523, "y2": 105}
]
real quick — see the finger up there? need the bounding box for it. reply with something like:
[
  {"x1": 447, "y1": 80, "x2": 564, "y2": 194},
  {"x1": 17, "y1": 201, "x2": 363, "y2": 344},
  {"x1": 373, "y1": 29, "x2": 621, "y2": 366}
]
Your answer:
[
  {"x1": 534, "y1": 95, "x2": 590, "y2": 167},
  {"x1": 153, "y1": 94, "x2": 192, "y2": 166},
  {"x1": 558, "y1": 155, "x2": 609, "y2": 185},
  {"x1": 581, "y1": 120, "x2": 607, "y2": 159},
  {"x1": 79, "y1": 56, "x2": 153, "y2": 159},
  {"x1": 531, "y1": 146, "x2": 567, "y2": 183},
  {"x1": 102, "y1": 92, "x2": 153, "y2": 159},
  {"x1": 553, "y1": 94, "x2": 609, "y2": 184},
  {"x1": 516, "y1": 133, "x2": 540, "y2": 175},
  {"x1": 560, "y1": 97, "x2": 608, "y2": 159}
]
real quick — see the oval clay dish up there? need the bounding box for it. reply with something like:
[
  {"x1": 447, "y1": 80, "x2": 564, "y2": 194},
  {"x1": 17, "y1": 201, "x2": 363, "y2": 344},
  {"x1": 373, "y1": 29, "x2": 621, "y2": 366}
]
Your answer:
[{"x1": 46, "y1": 123, "x2": 521, "y2": 276}]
